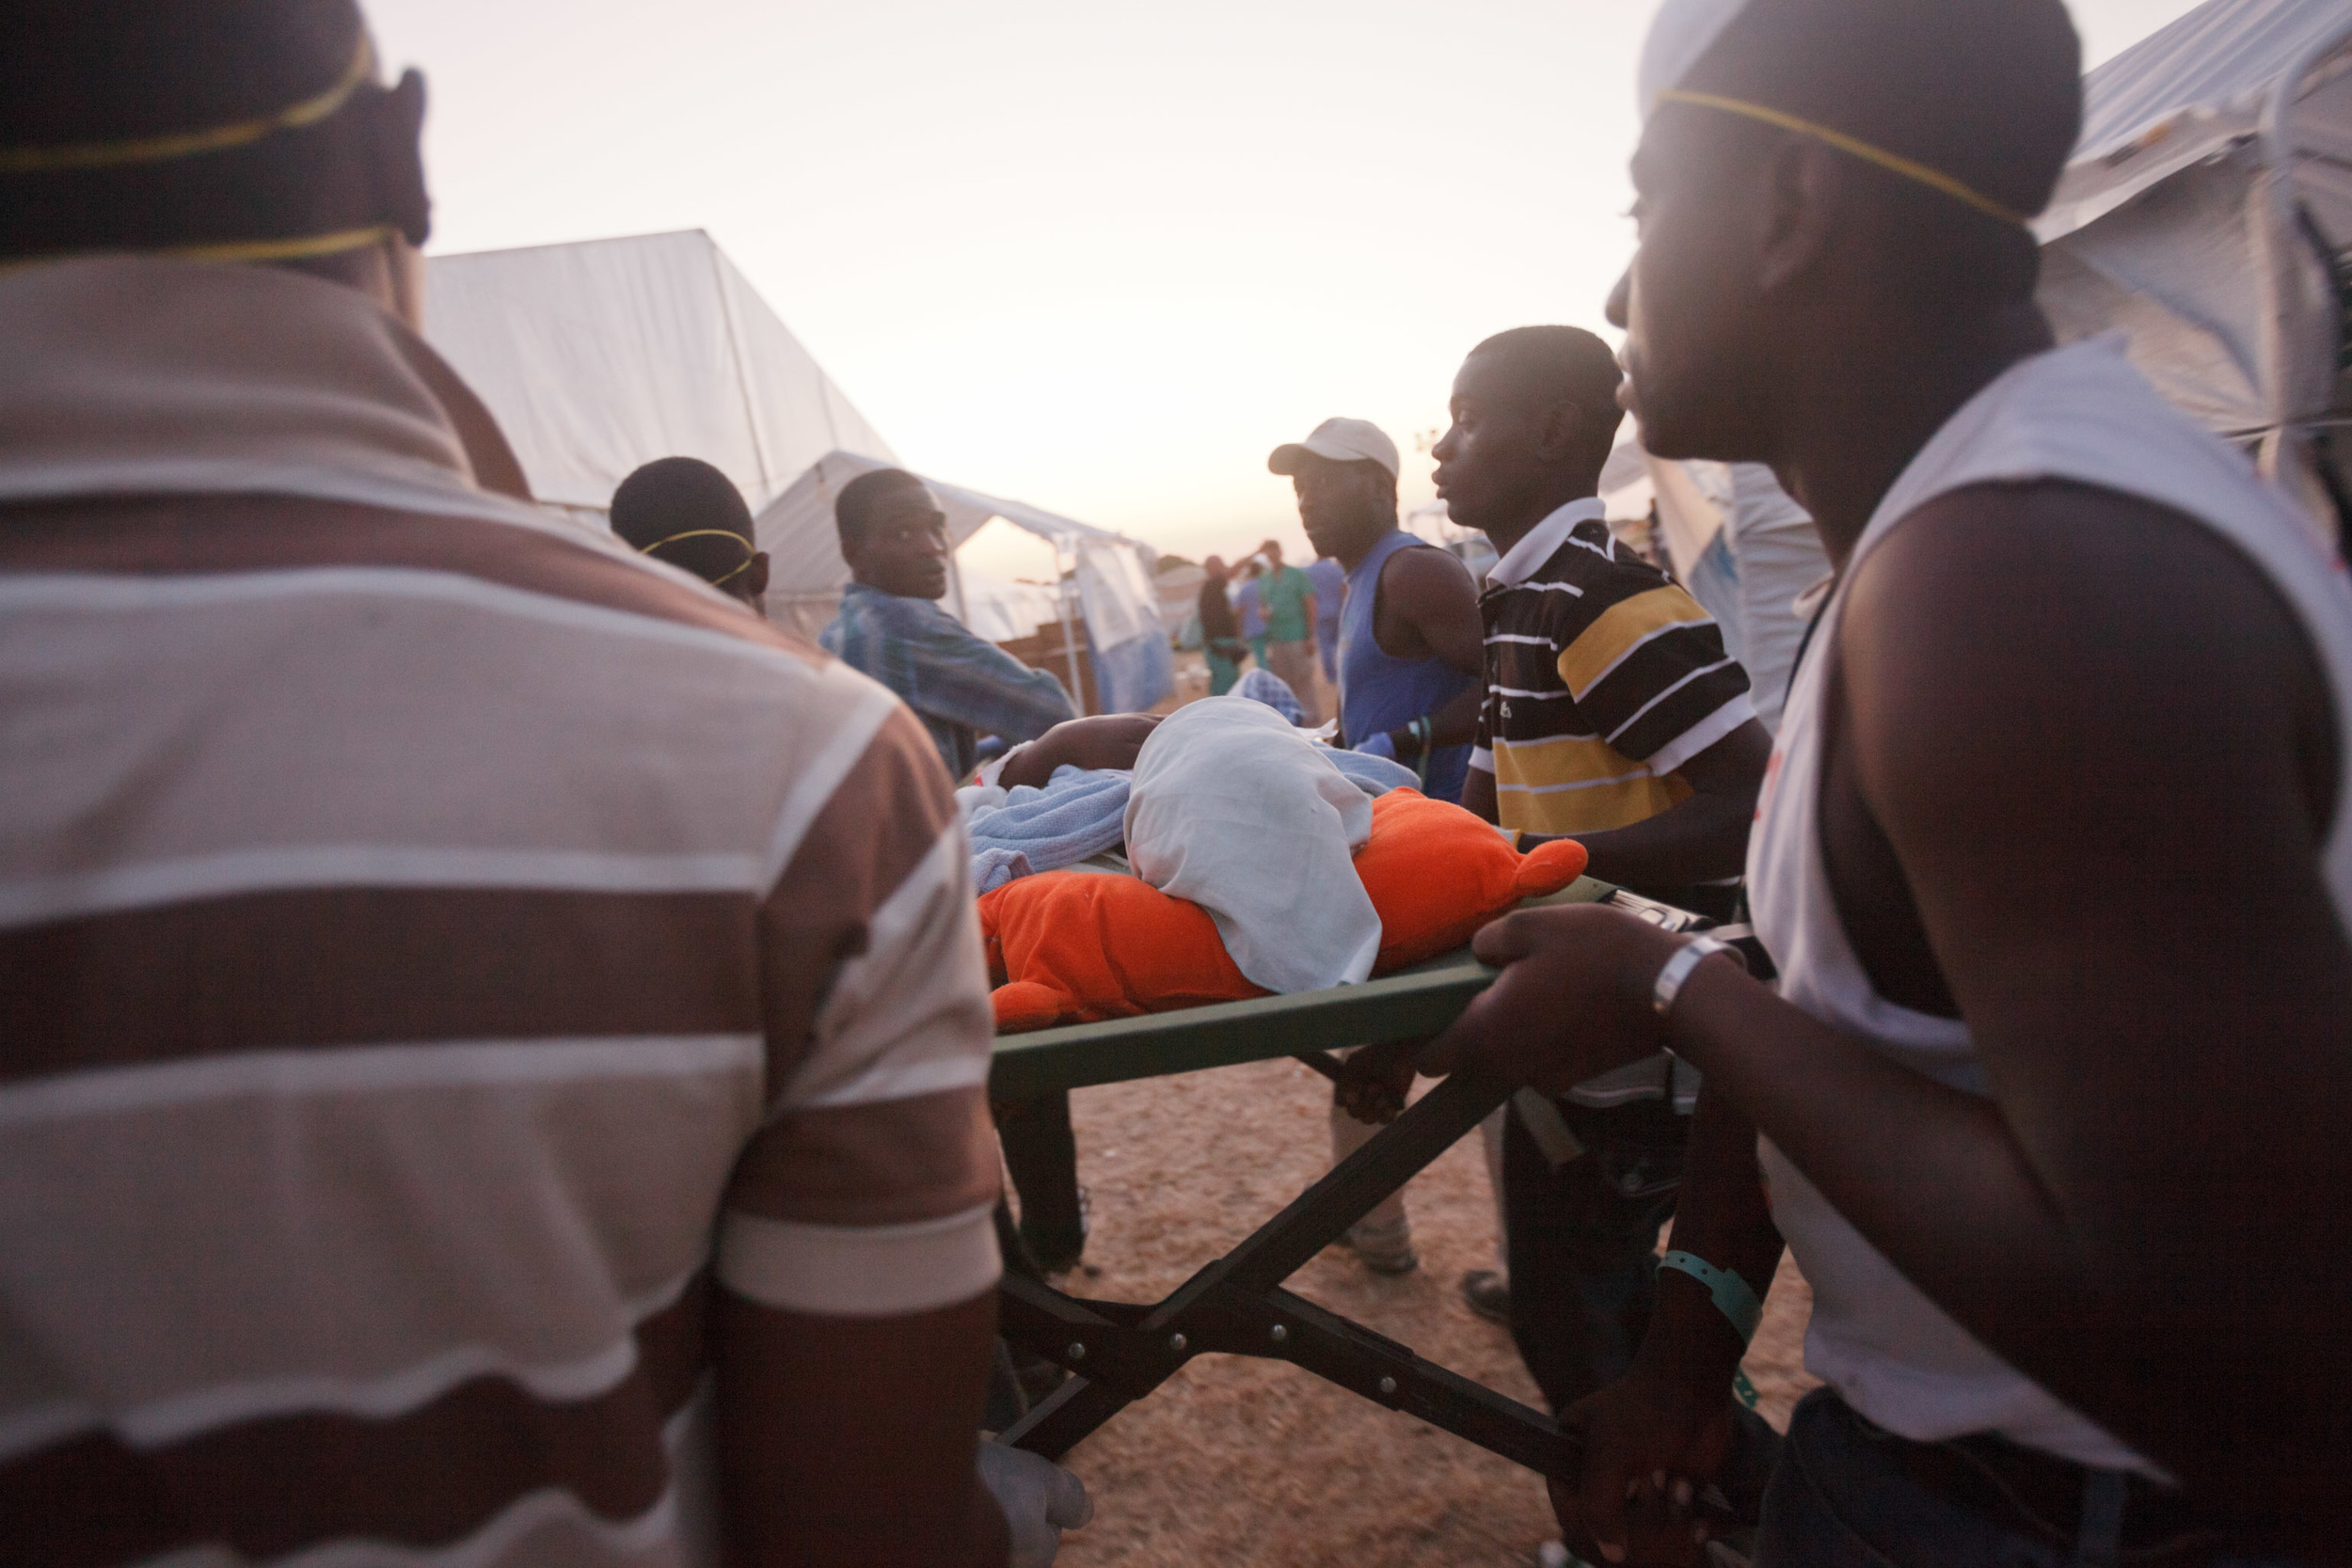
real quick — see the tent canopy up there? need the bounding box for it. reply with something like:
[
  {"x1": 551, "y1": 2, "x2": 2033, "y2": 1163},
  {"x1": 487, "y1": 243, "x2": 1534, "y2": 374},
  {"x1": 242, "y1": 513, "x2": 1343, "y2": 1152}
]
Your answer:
[
  {"x1": 756, "y1": 451, "x2": 1175, "y2": 715},
  {"x1": 958, "y1": 569, "x2": 1064, "y2": 644},
  {"x1": 424, "y1": 231, "x2": 1172, "y2": 711},
  {"x1": 2035, "y1": 0, "x2": 2352, "y2": 532},
  {"x1": 423, "y1": 230, "x2": 894, "y2": 515},
  {"x1": 2042, "y1": 0, "x2": 2352, "y2": 240}
]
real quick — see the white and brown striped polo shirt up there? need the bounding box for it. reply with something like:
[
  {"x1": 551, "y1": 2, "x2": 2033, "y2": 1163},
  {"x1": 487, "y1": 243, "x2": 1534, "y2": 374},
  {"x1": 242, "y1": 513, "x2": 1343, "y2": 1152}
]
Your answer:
[{"x1": 0, "y1": 257, "x2": 1000, "y2": 1565}]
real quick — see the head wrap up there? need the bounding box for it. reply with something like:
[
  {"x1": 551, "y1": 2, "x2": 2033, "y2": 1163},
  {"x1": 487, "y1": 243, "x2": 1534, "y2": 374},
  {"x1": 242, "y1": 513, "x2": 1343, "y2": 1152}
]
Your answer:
[
  {"x1": 1631, "y1": 0, "x2": 2079, "y2": 228},
  {"x1": 637, "y1": 529, "x2": 757, "y2": 589},
  {"x1": 610, "y1": 456, "x2": 759, "y2": 591},
  {"x1": 1637, "y1": 0, "x2": 1754, "y2": 123},
  {"x1": 0, "y1": 0, "x2": 421, "y2": 262}
]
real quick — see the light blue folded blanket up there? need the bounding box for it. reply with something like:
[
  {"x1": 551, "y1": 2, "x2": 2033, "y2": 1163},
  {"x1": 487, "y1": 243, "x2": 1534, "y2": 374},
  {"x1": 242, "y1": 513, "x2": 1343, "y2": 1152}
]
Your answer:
[
  {"x1": 1328, "y1": 748, "x2": 1420, "y2": 794},
  {"x1": 963, "y1": 766, "x2": 1136, "y2": 892},
  {"x1": 962, "y1": 747, "x2": 1420, "y2": 893}
]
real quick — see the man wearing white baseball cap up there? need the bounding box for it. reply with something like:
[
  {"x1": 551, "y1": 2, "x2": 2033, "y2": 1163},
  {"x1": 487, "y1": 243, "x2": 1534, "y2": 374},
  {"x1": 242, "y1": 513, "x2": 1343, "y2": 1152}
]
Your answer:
[
  {"x1": 1272, "y1": 417, "x2": 1487, "y2": 1276},
  {"x1": 1268, "y1": 415, "x2": 1402, "y2": 479},
  {"x1": 1269, "y1": 419, "x2": 1486, "y2": 804}
]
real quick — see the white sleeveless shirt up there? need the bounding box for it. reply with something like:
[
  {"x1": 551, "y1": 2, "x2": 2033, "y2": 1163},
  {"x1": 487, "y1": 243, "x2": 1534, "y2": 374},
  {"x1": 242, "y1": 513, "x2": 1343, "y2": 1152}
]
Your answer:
[{"x1": 1747, "y1": 337, "x2": 2352, "y2": 1474}]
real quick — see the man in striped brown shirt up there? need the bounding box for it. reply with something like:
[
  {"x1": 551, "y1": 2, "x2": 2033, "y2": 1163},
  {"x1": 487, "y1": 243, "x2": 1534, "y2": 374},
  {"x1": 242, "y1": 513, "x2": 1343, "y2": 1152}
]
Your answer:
[{"x1": 0, "y1": 5, "x2": 1082, "y2": 1563}]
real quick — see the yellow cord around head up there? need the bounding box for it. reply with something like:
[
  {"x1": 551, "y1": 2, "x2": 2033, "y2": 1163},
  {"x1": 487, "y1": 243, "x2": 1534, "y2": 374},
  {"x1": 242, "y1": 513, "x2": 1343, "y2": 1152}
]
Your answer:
[
  {"x1": 165, "y1": 224, "x2": 396, "y2": 264},
  {"x1": 1652, "y1": 88, "x2": 2027, "y2": 228},
  {"x1": 638, "y1": 528, "x2": 756, "y2": 587},
  {"x1": 0, "y1": 35, "x2": 375, "y2": 175},
  {"x1": 0, "y1": 222, "x2": 399, "y2": 277}
]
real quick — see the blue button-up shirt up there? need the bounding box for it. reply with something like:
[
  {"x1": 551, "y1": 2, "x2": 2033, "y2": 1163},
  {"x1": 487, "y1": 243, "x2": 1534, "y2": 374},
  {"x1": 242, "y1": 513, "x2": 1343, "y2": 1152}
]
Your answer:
[{"x1": 821, "y1": 582, "x2": 1077, "y2": 780}]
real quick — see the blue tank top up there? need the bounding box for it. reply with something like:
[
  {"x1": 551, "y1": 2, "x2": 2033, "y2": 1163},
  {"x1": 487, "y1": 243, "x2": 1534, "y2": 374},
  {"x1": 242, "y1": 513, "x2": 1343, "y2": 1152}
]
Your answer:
[{"x1": 1339, "y1": 530, "x2": 1476, "y2": 803}]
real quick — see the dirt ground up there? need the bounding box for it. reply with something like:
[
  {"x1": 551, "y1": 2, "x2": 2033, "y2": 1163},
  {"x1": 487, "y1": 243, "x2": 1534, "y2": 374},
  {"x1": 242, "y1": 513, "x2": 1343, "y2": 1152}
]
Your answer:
[{"x1": 1037, "y1": 1058, "x2": 1819, "y2": 1568}]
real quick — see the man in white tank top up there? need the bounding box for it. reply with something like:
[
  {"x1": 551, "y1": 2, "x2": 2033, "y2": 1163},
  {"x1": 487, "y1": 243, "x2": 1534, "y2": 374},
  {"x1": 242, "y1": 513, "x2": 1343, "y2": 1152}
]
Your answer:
[{"x1": 1421, "y1": 0, "x2": 2352, "y2": 1562}]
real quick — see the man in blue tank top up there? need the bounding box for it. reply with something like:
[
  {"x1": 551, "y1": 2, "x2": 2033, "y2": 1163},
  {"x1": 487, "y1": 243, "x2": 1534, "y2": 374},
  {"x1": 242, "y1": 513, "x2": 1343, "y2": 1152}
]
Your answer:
[
  {"x1": 1268, "y1": 418, "x2": 1486, "y2": 805},
  {"x1": 1266, "y1": 417, "x2": 1487, "y2": 1275}
]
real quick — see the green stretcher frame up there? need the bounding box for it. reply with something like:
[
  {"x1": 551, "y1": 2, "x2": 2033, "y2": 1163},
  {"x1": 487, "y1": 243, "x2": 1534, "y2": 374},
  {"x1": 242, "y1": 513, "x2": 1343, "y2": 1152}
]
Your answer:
[{"x1": 987, "y1": 875, "x2": 1619, "y2": 1479}]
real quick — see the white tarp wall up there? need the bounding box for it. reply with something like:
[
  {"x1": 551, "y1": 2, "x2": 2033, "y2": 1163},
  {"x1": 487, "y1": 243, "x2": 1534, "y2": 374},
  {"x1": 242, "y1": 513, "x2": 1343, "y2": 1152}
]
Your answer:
[
  {"x1": 1598, "y1": 440, "x2": 1656, "y2": 522},
  {"x1": 958, "y1": 569, "x2": 1063, "y2": 644},
  {"x1": 755, "y1": 451, "x2": 1176, "y2": 716},
  {"x1": 423, "y1": 230, "x2": 896, "y2": 515},
  {"x1": 2036, "y1": 0, "x2": 2352, "y2": 538}
]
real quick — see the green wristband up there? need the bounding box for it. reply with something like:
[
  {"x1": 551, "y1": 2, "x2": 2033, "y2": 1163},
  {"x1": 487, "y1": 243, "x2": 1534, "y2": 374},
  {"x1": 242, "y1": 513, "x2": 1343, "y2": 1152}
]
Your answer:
[{"x1": 1659, "y1": 1250, "x2": 1763, "y2": 1344}]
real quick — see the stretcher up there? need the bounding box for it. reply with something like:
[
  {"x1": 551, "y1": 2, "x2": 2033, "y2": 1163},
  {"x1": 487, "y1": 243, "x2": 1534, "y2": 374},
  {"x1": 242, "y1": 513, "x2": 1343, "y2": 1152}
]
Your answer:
[{"x1": 988, "y1": 873, "x2": 1688, "y2": 1480}]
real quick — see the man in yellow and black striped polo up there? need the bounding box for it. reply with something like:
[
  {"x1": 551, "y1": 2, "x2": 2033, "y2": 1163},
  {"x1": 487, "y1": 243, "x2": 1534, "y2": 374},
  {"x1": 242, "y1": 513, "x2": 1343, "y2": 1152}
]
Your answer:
[
  {"x1": 1447, "y1": 328, "x2": 1768, "y2": 921},
  {"x1": 1433, "y1": 325, "x2": 1771, "y2": 1418}
]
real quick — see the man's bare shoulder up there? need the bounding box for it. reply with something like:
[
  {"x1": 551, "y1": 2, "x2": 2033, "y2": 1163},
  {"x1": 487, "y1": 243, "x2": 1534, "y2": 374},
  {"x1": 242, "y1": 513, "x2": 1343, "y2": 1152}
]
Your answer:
[
  {"x1": 1378, "y1": 539, "x2": 1478, "y2": 608},
  {"x1": 1847, "y1": 477, "x2": 2323, "y2": 698},
  {"x1": 1839, "y1": 476, "x2": 2338, "y2": 868}
]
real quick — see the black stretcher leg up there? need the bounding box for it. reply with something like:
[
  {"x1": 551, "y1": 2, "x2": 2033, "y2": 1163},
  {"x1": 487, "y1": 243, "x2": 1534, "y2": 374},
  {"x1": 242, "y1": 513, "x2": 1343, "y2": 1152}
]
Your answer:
[{"x1": 997, "y1": 1070, "x2": 1579, "y2": 1479}]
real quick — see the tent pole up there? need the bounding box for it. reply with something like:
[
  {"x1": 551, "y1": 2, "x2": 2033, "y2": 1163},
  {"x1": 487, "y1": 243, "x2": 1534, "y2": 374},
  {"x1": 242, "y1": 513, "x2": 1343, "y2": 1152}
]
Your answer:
[
  {"x1": 1057, "y1": 545, "x2": 1089, "y2": 716},
  {"x1": 948, "y1": 544, "x2": 970, "y2": 627}
]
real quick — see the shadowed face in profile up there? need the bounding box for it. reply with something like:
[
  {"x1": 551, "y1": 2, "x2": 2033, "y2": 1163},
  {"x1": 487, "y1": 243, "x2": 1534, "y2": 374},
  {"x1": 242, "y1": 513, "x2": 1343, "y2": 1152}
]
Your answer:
[{"x1": 1607, "y1": 110, "x2": 1782, "y2": 464}]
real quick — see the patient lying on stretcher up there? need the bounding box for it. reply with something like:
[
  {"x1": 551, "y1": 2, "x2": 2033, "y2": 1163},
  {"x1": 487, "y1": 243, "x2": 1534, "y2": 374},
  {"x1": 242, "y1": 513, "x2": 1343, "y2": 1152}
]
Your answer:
[{"x1": 974, "y1": 695, "x2": 1589, "y2": 1035}]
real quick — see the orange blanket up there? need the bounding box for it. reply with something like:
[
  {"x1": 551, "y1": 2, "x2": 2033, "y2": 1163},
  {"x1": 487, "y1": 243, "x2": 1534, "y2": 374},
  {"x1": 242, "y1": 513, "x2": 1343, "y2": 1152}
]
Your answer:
[{"x1": 981, "y1": 788, "x2": 1589, "y2": 1033}]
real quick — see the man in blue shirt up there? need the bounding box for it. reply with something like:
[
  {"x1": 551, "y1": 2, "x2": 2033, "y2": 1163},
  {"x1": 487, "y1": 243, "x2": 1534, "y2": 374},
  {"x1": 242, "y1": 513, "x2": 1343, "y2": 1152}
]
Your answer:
[
  {"x1": 820, "y1": 467, "x2": 1090, "y2": 1280},
  {"x1": 821, "y1": 467, "x2": 1076, "y2": 782},
  {"x1": 1268, "y1": 417, "x2": 1488, "y2": 1280},
  {"x1": 1271, "y1": 419, "x2": 1485, "y2": 805}
]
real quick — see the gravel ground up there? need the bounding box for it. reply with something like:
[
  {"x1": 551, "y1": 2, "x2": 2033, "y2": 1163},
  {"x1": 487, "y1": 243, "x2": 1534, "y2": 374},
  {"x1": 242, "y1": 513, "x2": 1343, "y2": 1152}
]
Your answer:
[{"x1": 1033, "y1": 1058, "x2": 1820, "y2": 1568}]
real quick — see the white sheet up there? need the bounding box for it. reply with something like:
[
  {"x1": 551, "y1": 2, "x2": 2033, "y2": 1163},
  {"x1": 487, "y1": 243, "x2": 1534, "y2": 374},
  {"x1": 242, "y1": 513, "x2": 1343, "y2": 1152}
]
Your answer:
[{"x1": 1122, "y1": 698, "x2": 1381, "y2": 995}]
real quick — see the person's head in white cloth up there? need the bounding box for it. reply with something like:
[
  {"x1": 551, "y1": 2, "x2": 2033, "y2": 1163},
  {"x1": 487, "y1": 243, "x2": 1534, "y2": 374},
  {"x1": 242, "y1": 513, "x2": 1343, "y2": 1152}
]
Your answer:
[
  {"x1": 1123, "y1": 697, "x2": 1384, "y2": 996},
  {"x1": 1611, "y1": 0, "x2": 2080, "y2": 478}
]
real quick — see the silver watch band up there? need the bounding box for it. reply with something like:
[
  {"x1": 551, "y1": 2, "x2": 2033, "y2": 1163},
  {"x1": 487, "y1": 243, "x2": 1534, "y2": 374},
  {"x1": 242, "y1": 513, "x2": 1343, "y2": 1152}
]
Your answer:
[{"x1": 1651, "y1": 935, "x2": 1739, "y2": 1019}]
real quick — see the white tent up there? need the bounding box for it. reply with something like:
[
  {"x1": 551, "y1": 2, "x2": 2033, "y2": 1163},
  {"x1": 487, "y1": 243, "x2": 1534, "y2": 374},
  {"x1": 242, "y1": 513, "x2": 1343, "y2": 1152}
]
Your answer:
[
  {"x1": 422, "y1": 230, "x2": 895, "y2": 515},
  {"x1": 2037, "y1": 0, "x2": 2352, "y2": 538},
  {"x1": 1598, "y1": 440, "x2": 1656, "y2": 522},
  {"x1": 755, "y1": 451, "x2": 1176, "y2": 716},
  {"x1": 957, "y1": 568, "x2": 1064, "y2": 645},
  {"x1": 424, "y1": 230, "x2": 1172, "y2": 712}
]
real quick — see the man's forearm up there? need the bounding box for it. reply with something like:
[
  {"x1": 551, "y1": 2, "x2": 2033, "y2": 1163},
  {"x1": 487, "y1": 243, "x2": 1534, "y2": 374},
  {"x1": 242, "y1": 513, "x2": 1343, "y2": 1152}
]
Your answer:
[
  {"x1": 1636, "y1": 1085, "x2": 1783, "y2": 1386},
  {"x1": 1427, "y1": 683, "x2": 1485, "y2": 750},
  {"x1": 1462, "y1": 767, "x2": 1499, "y2": 825},
  {"x1": 1530, "y1": 787, "x2": 1752, "y2": 889},
  {"x1": 1380, "y1": 684, "x2": 1486, "y2": 753},
  {"x1": 716, "y1": 1289, "x2": 1009, "y2": 1568}
]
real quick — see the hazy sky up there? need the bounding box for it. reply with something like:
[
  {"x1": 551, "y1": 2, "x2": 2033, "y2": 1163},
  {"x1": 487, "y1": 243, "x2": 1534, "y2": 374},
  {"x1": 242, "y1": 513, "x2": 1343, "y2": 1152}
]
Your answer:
[{"x1": 371, "y1": 0, "x2": 2210, "y2": 578}]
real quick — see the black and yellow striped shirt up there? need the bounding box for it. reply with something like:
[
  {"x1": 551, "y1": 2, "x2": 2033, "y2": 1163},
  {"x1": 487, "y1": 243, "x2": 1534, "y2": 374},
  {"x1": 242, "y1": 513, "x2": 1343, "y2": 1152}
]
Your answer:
[{"x1": 1471, "y1": 499, "x2": 1755, "y2": 837}]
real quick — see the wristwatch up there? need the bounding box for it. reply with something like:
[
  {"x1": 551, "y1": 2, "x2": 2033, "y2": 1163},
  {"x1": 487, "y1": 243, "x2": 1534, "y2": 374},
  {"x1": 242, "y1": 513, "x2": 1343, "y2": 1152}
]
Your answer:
[{"x1": 1651, "y1": 934, "x2": 1742, "y2": 1020}]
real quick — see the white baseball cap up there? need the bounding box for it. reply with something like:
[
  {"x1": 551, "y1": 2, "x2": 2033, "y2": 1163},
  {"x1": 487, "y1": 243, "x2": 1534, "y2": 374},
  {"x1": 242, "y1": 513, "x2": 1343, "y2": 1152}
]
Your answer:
[{"x1": 1267, "y1": 417, "x2": 1401, "y2": 480}]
